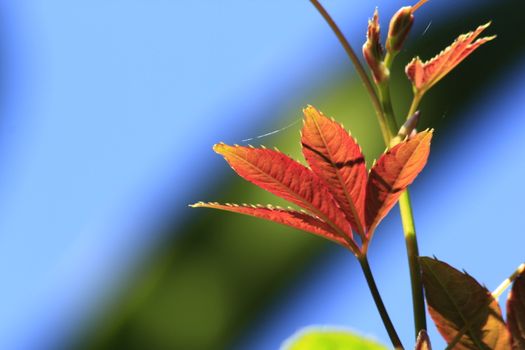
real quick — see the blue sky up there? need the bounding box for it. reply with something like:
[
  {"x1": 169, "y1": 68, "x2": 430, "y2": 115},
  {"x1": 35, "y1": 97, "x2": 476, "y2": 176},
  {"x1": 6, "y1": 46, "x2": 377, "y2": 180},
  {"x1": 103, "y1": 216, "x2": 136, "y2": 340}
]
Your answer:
[{"x1": 0, "y1": 0, "x2": 505, "y2": 349}]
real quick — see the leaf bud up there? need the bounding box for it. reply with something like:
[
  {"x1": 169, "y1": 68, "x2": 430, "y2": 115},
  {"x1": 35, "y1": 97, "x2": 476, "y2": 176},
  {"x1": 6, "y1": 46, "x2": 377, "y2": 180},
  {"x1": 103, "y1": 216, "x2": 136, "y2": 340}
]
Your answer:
[
  {"x1": 386, "y1": 6, "x2": 414, "y2": 54},
  {"x1": 362, "y1": 9, "x2": 388, "y2": 83}
]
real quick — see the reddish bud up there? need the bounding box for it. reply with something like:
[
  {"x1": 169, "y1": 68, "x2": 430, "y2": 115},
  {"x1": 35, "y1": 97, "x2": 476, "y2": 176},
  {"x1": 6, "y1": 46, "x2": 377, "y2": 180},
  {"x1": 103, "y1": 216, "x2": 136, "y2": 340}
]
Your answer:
[
  {"x1": 389, "y1": 111, "x2": 421, "y2": 148},
  {"x1": 362, "y1": 9, "x2": 388, "y2": 83},
  {"x1": 386, "y1": 6, "x2": 414, "y2": 54},
  {"x1": 386, "y1": 0, "x2": 428, "y2": 54}
]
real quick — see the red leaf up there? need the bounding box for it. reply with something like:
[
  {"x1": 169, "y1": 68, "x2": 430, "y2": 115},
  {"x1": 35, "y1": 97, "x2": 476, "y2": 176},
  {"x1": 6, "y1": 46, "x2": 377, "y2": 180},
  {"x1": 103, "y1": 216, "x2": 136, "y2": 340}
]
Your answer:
[
  {"x1": 406, "y1": 22, "x2": 495, "y2": 94},
  {"x1": 190, "y1": 202, "x2": 349, "y2": 247},
  {"x1": 507, "y1": 264, "x2": 525, "y2": 349},
  {"x1": 213, "y1": 143, "x2": 354, "y2": 247},
  {"x1": 365, "y1": 130, "x2": 432, "y2": 234},
  {"x1": 301, "y1": 106, "x2": 367, "y2": 238}
]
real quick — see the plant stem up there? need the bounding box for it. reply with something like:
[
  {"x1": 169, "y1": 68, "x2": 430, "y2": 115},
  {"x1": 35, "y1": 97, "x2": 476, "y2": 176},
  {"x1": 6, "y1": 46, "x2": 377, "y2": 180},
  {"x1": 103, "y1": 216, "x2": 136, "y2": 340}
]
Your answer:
[
  {"x1": 398, "y1": 190, "x2": 427, "y2": 337},
  {"x1": 376, "y1": 64, "x2": 427, "y2": 339},
  {"x1": 384, "y1": 52, "x2": 396, "y2": 70},
  {"x1": 377, "y1": 81, "x2": 400, "y2": 135},
  {"x1": 492, "y1": 262, "x2": 525, "y2": 299},
  {"x1": 407, "y1": 91, "x2": 424, "y2": 120},
  {"x1": 390, "y1": 92, "x2": 428, "y2": 339},
  {"x1": 359, "y1": 255, "x2": 404, "y2": 349},
  {"x1": 309, "y1": 0, "x2": 393, "y2": 142}
]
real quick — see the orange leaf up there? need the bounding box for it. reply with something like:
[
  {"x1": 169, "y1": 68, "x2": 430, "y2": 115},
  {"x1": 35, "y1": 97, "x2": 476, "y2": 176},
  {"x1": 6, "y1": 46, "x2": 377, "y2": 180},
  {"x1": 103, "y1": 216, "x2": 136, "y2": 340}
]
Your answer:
[
  {"x1": 365, "y1": 130, "x2": 432, "y2": 234},
  {"x1": 507, "y1": 265, "x2": 525, "y2": 349},
  {"x1": 406, "y1": 22, "x2": 495, "y2": 94},
  {"x1": 190, "y1": 202, "x2": 349, "y2": 247},
  {"x1": 301, "y1": 106, "x2": 367, "y2": 238},
  {"x1": 213, "y1": 143, "x2": 354, "y2": 246}
]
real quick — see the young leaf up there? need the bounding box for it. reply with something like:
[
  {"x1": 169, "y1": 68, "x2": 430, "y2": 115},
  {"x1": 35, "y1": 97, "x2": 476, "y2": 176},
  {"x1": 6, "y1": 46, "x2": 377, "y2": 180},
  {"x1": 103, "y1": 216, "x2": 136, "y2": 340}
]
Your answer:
[
  {"x1": 420, "y1": 257, "x2": 511, "y2": 350},
  {"x1": 213, "y1": 144, "x2": 353, "y2": 242},
  {"x1": 190, "y1": 202, "x2": 349, "y2": 247},
  {"x1": 365, "y1": 130, "x2": 432, "y2": 234},
  {"x1": 406, "y1": 22, "x2": 495, "y2": 95},
  {"x1": 301, "y1": 106, "x2": 367, "y2": 238},
  {"x1": 415, "y1": 330, "x2": 432, "y2": 350},
  {"x1": 507, "y1": 266, "x2": 525, "y2": 349},
  {"x1": 282, "y1": 327, "x2": 388, "y2": 350}
]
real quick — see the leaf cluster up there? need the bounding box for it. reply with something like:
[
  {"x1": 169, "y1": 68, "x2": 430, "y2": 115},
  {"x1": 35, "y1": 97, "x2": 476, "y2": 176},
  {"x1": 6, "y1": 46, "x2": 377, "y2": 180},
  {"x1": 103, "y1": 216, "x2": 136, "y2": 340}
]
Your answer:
[{"x1": 193, "y1": 106, "x2": 432, "y2": 257}]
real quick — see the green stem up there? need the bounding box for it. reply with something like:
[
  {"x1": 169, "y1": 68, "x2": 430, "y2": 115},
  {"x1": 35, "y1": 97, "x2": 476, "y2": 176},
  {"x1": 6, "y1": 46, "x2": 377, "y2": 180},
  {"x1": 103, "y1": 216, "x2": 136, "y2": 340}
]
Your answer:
[
  {"x1": 384, "y1": 52, "x2": 396, "y2": 70},
  {"x1": 388, "y1": 92, "x2": 428, "y2": 339},
  {"x1": 398, "y1": 190, "x2": 427, "y2": 338},
  {"x1": 309, "y1": 0, "x2": 392, "y2": 142},
  {"x1": 377, "y1": 57, "x2": 427, "y2": 338},
  {"x1": 407, "y1": 91, "x2": 424, "y2": 120},
  {"x1": 377, "y1": 81, "x2": 400, "y2": 135},
  {"x1": 359, "y1": 255, "x2": 404, "y2": 350}
]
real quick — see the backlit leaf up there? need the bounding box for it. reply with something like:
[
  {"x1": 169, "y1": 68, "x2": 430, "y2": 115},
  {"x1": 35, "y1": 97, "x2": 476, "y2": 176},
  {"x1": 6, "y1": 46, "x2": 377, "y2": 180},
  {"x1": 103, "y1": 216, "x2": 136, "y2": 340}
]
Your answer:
[
  {"x1": 365, "y1": 130, "x2": 432, "y2": 234},
  {"x1": 282, "y1": 327, "x2": 388, "y2": 350},
  {"x1": 507, "y1": 265, "x2": 525, "y2": 349},
  {"x1": 301, "y1": 106, "x2": 367, "y2": 238},
  {"x1": 420, "y1": 257, "x2": 511, "y2": 350},
  {"x1": 406, "y1": 23, "x2": 495, "y2": 94},
  {"x1": 213, "y1": 143, "x2": 354, "y2": 246},
  {"x1": 190, "y1": 202, "x2": 349, "y2": 247}
]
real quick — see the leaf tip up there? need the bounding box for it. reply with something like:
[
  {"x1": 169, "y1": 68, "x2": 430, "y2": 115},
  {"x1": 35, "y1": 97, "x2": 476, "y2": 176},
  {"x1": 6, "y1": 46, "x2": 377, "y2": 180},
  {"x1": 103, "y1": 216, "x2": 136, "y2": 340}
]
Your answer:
[
  {"x1": 303, "y1": 104, "x2": 316, "y2": 115},
  {"x1": 189, "y1": 201, "x2": 206, "y2": 208},
  {"x1": 213, "y1": 142, "x2": 229, "y2": 154}
]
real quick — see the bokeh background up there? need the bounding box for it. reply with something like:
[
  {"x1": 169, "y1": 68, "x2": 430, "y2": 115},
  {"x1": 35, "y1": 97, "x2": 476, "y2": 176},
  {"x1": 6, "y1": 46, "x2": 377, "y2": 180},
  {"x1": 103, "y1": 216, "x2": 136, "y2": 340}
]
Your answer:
[{"x1": 0, "y1": 1, "x2": 524, "y2": 349}]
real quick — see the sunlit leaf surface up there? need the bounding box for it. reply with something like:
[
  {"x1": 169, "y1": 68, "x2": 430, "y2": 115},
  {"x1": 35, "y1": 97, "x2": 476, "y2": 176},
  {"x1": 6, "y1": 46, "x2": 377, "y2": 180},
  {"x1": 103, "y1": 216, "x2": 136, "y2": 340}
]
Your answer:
[
  {"x1": 190, "y1": 202, "x2": 347, "y2": 246},
  {"x1": 365, "y1": 131, "x2": 432, "y2": 234},
  {"x1": 406, "y1": 23, "x2": 495, "y2": 94},
  {"x1": 214, "y1": 143, "x2": 353, "y2": 241},
  {"x1": 283, "y1": 327, "x2": 388, "y2": 350},
  {"x1": 301, "y1": 105, "x2": 367, "y2": 237}
]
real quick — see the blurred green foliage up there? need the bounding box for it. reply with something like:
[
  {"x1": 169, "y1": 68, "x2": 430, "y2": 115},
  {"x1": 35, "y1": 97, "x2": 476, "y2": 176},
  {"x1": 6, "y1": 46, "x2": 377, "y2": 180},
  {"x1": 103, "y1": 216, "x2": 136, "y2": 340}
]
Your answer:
[
  {"x1": 71, "y1": 1, "x2": 525, "y2": 349},
  {"x1": 283, "y1": 328, "x2": 388, "y2": 350}
]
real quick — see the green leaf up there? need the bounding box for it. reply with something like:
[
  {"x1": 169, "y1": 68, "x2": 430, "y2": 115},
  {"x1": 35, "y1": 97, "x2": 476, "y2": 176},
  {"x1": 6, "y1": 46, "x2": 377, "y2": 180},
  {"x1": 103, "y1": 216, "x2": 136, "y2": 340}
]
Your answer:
[
  {"x1": 419, "y1": 257, "x2": 511, "y2": 350},
  {"x1": 282, "y1": 327, "x2": 388, "y2": 350},
  {"x1": 506, "y1": 264, "x2": 525, "y2": 349}
]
